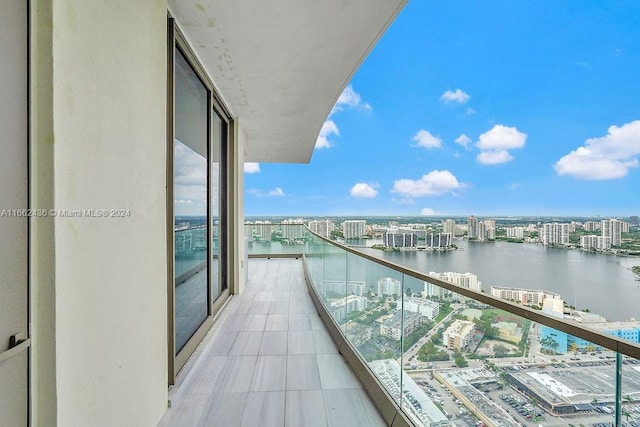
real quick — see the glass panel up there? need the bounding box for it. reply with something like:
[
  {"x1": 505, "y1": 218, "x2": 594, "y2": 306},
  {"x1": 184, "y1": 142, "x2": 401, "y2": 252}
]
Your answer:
[
  {"x1": 174, "y1": 47, "x2": 209, "y2": 354},
  {"x1": 246, "y1": 223, "x2": 308, "y2": 255},
  {"x1": 211, "y1": 113, "x2": 222, "y2": 301},
  {"x1": 620, "y1": 351, "x2": 640, "y2": 425}
]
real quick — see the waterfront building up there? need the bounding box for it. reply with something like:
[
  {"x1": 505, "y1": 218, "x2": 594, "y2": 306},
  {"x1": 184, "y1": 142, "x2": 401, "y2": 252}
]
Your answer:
[
  {"x1": 477, "y1": 220, "x2": 486, "y2": 241},
  {"x1": 467, "y1": 215, "x2": 478, "y2": 239},
  {"x1": 380, "y1": 311, "x2": 424, "y2": 341},
  {"x1": 443, "y1": 319, "x2": 475, "y2": 351},
  {"x1": 384, "y1": 231, "x2": 417, "y2": 248},
  {"x1": 580, "y1": 235, "x2": 611, "y2": 250},
  {"x1": 342, "y1": 220, "x2": 366, "y2": 238},
  {"x1": 490, "y1": 286, "x2": 561, "y2": 306},
  {"x1": 422, "y1": 281, "x2": 453, "y2": 299},
  {"x1": 320, "y1": 280, "x2": 366, "y2": 296},
  {"x1": 329, "y1": 295, "x2": 368, "y2": 323},
  {"x1": 308, "y1": 219, "x2": 333, "y2": 238},
  {"x1": 542, "y1": 222, "x2": 569, "y2": 246},
  {"x1": 397, "y1": 297, "x2": 440, "y2": 320},
  {"x1": 282, "y1": 218, "x2": 305, "y2": 239},
  {"x1": 506, "y1": 227, "x2": 525, "y2": 239},
  {"x1": 425, "y1": 232, "x2": 452, "y2": 248},
  {"x1": 378, "y1": 277, "x2": 402, "y2": 296},
  {"x1": 601, "y1": 218, "x2": 623, "y2": 246},
  {"x1": 428, "y1": 271, "x2": 481, "y2": 292},
  {"x1": 443, "y1": 219, "x2": 456, "y2": 236},
  {"x1": 254, "y1": 220, "x2": 273, "y2": 241}
]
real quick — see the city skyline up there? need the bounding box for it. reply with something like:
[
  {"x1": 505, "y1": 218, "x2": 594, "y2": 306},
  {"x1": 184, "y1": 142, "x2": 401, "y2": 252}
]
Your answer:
[{"x1": 244, "y1": 2, "x2": 640, "y2": 217}]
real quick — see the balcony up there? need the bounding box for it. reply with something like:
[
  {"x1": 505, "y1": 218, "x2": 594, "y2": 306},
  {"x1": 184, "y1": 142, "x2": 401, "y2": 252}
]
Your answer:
[
  {"x1": 162, "y1": 224, "x2": 640, "y2": 426},
  {"x1": 159, "y1": 257, "x2": 387, "y2": 427}
]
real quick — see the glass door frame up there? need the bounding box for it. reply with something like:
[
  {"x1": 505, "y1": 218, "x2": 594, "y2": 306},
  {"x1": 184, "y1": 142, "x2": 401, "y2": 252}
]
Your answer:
[{"x1": 167, "y1": 16, "x2": 232, "y2": 383}]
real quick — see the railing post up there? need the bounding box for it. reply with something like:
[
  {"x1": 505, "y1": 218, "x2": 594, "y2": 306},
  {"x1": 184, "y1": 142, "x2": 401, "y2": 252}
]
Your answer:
[{"x1": 616, "y1": 351, "x2": 622, "y2": 427}]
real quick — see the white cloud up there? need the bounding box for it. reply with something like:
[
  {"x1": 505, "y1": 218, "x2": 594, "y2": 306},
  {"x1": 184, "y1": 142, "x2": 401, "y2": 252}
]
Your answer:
[
  {"x1": 247, "y1": 187, "x2": 286, "y2": 197},
  {"x1": 466, "y1": 107, "x2": 476, "y2": 116},
  {"x1": 317, "y1": 86, "x2": 371, "y2": 150},
  {"x1": 477, "y1": 125, "x2": 527, "y2": 150},
  {"x1": 412, "y1": 130, "x2": 442, "y2": 149},
  {"x1": 477, "y1": 149, "x2": 513, "y2": 165},
  {"x1": 440, "y1": 89, "x2": 470, "y2": 104},
  {"x1": 268, "y1": 187, "x2": 285, "y2": 197},
  {"x1": 350, "y1": 183, "x2": 378, "y2": 198},
  {"x1": 476, "y1": 124, "x2": 527, "y2": 165},
  {"x1": 420, "y1": 208, "x2": 437, "y2": 215},
  {"x1": 244, "y1": 162, "x2": 261, "y2": 173},
  {"x1": 392, "y1": 170, "x2": 463, "y2": 197},
  {"x1": 332, "y1": 85, "x2": 371, "y2": 114},
  {"x1": 315, "y1": 120, "x2": 339, "y2": 149},
  {"x1": 455, "y1": 134, "x2": 472, "y2": 150},
  {"x1": 554, "y1": 120, "x2": 640, "y2": 180}
]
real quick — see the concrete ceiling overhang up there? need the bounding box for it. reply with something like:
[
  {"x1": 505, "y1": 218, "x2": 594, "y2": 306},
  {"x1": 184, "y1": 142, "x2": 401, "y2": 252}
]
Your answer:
[{"x1": 168, "y1": 0, "x2": 407, "y2": 164}]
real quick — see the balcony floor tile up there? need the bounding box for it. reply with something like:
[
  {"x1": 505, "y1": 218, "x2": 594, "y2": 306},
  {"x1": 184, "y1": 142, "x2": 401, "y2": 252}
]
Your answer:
[{"x1": 159, "y1": 258, "x2": 385, "y2": 427}]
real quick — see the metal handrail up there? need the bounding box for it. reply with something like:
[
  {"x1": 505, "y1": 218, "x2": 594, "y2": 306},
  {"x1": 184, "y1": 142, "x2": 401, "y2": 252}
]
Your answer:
[
  {"x1": 305, "y1": 227, "x2": 640, "y2": 360},
  {"x1": 0, "y1": 338, "x2": 30, "y2": 364}
]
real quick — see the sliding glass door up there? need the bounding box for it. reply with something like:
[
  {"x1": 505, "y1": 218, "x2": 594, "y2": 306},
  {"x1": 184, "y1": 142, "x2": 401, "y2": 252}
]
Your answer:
[
  {"x1": 173, "y1": 47, "x2": 209, "y2": 353},
  {"x1": 169, "y1": 20, "x2": 229, "y2": 378}
]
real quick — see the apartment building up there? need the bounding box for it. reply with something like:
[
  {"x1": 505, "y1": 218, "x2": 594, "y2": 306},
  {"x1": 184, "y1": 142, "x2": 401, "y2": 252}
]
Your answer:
[
  {"x1": 491, "y1": 286, "x2": 561, "y2": 306},
  {"x1": 428, "y1": 271, "x2": 482, "y2": 292},
  {"x1": 343, "y1": 219, "x2": 367, "y2": 238},
  {"x1": 329, "y1": 295, "x2": 369, "y2": 324},
  {"x1": 601, "y1": 218, "x2": 623, "y2": 246},
  {"x1": 398, "y1": 297, "x2": 440, "y2": 320},
  {"x1": 542, "y1": 222, "x2": 570, "y2": 246},
  {"x1": 443, "y1": 320, "x2": 476, "y2": 351},
  {"x1": 0, "y1": 2, "x2": 406, "y2": 425},
  {"x1": 308, "y1": 219, "x2": 334, "y2": 238},
  {"x1": 380, "y1": 312, "x2": 424, "y2": 341},
  {"x1": 378, "y1": 277, "x2": 403, "y2": 296}
]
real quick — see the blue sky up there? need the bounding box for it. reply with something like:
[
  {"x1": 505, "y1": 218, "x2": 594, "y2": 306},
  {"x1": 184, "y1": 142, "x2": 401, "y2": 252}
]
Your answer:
[{"x1": 244, "y1": 1, "x2": 640, "y2": 217}]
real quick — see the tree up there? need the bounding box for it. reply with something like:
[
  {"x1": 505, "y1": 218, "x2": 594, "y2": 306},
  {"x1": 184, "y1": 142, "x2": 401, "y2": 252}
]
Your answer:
[
  {"x1": 453, "y1": 350, "x2": 468, "y2": 367},
  {"x1": 540, "y1": 335, "x2": 560, "y2": 354},
  {"x1": 494, "y1": 344, "x2": 509, "y2": 358},
  {"x1": 474, "y1": 312, "x2": 498, "y2": 339},
  {"x1": 405, "y1": 287, "x2": 412, "y2": 297}
]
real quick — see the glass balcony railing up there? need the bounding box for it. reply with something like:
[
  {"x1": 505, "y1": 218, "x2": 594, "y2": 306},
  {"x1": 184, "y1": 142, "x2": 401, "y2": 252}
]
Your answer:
[
  {"x1": 293, "y1": 227, "x2": 640, "y2": 427},
  {"x1": 244, "y1": 223, "x2": 309, "y2": 256}
]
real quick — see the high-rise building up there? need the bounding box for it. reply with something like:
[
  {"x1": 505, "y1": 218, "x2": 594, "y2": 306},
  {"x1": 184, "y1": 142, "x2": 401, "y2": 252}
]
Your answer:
[
  {"x1": 282, "y1": 218, "x2": 305, "y2": 239},
  {"x1": 377, "y1": 277, "x2": 402, "y2": 296},
  {"x1": 506, "y1": 227, "x2": 525, "y2": 239},
  {"x1": 425, "y1": 232, "x2": 452, "y2": 248},
  {"x1": 584, "y1": 221, "x2": 601, "y2": 232},
  {"x1": 384, "y1": 231, "x2": 417, "y2": 248},
  {"x1": 254, "y1": 221, "x2": 273, "y2": 241},
  {"x1": 467, "y1": 215, "x2": 478, "y2": 239},
  {"x1": 428, "y1": 271, "x2": 481, "y2": 292},
  {"x1": 443, "y1": 219, "x2": 456, "y2": 235},
  {"x1": 601, "y1": 219, "x2": 622, "y2": 246},
  {"x1": 342, "y1": 220, "x2": 366, "y2": 238},
  {"x1": 542, "y1": 223, "x2": 569, "y2": 246},
  {"x1": 308, "y1": 219, "x2": 333, "y2": 238},
  {"x1": 581, "y1": 235, "x2": 611, "y2": 250}
]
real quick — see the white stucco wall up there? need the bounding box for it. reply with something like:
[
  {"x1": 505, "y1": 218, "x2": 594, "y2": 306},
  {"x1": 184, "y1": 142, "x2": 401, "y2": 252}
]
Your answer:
[{"x1": 32, "y1": 1, "x2": 169, "y2": 425}]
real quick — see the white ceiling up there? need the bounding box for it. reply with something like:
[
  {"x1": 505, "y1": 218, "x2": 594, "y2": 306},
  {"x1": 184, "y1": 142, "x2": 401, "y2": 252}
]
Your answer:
[{"x1": 168, "y1": 0, "x2": 407, "y2": 163}]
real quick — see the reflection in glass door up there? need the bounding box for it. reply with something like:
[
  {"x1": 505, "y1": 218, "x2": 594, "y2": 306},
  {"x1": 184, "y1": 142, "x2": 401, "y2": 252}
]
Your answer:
[{"x1": 173, "y1": 47, "x2": 209, "y2": 354}]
